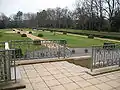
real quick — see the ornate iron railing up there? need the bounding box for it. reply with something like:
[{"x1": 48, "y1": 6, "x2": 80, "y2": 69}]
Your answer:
[
  {"x1": 91, "y1": 44, "x2": 120, "y2": 71},
  {"x1": 9, "y1": 40, "x2": 71, "y2": 60},
  {"x1": 0, "y1": 49, "x2": 16, "y2": 83}
]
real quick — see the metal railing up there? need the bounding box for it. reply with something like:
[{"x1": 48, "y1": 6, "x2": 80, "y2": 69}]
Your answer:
[
  {"x1": 0, "y1": 49, "x2": 16, "y2": 83},
  {"x1": 91, "y1": 44, "x2": 120, "y2": 72},
  {"x1": 9, "y1": 40, "x2": 71, "y2": 60}
]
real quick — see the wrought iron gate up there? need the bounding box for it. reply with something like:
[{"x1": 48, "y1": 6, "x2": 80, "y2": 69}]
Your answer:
[
  {"x1": 9, "y1": 40, "x2": 71, "y2": 60},
  {"x1": 91, "y1": 44, "x2": 120, "y2": 71}
]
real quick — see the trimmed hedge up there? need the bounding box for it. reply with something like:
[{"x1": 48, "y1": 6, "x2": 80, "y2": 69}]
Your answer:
[
  {"x1": 33, "y1": 40, "x2": 41, "y2": 45},
  {"x1": 15, "y1": 48, "x2": 23, "y2": 58},
  {"x1": 88, "y1": 35, "x2": 94, "y2": 39},
  {"x1": 17, "y1": 32, "x2": 20, "y2": 34},
  {"x1": 38, "y1": 33, "x2": 43, "y2": 37},
  {"x1": 50, "y1": 30, "x2": 53, "y2": 32},
  {"x1": 21, "y1": 34, "x2": 27, "y2": 37},
  {"x1": 63, "y1": 31, "x2": 67, "y2": 35},
  {"x1": 29, "y1": 31, "x2": 32, "y2": 34}
]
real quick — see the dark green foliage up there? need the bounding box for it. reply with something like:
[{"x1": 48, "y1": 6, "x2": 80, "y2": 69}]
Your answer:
[
  {"x1": 33, "y1": 40, "x2": 41, "y2": 45},
  {"x1": 12, "y1": 48, "x2": 23, "y2": 58},
  {"x1": 17, "y1": 32, "x2": 20, "y2": 34},
  {"x1": 38, "y1": 33, "x2": 43, "y2": 37},
  {"x1": 63, "y1": 31, "x2": 67, "y2": 35},
  {"x1": 103, "y1": 43, "x2": 115, "y2": 49},
  {"x1": 21, "y1": 34, "x2": 27, "y2": 37},
  {"x1": 88, "y1": 35, "x2": 94, "y2": 39},
  {"x1": 50, "y1": 30, "x2": 53, "y2": 32},
  {"x1": 29, "y1": 31, "x2": 32, "y2": 34}
]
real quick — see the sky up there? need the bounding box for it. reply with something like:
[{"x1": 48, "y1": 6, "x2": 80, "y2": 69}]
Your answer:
[{"x1": 0, "y1": 0, "x2": 76, "y2": 16}]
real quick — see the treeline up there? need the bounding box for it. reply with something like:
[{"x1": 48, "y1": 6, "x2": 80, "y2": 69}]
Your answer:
[{"x1": 0, "y1": 0, "x2": 120, "y2": 32}]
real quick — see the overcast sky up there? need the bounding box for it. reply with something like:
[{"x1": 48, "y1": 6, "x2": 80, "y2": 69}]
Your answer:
[{"x1": 0, "y1": 0, "x2": 76, "y2": 16}]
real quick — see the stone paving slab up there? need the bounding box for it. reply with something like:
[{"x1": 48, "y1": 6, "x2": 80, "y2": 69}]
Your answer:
[{"x1": 18, "y1": 61, "x2": 120, "y2": 90}]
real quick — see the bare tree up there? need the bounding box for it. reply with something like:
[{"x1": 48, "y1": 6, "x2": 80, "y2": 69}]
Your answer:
[{"x1": 103, "y1": 0, "x2": 119, "y2": 30}]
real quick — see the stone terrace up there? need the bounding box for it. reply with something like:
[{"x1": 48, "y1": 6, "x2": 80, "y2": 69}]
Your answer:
[{"x1": 19, "y1": 61, "x2": 120, "y2": 90}]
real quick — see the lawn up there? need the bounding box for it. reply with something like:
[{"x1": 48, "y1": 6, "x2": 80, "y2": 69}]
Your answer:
[
  {"x1": 0, "y1": 29, "x2": 30, "y2": 42},
  {"x1": 30, "y1": 29, "x2": 120, "y2": 48},
  {"x1": 0, "y1": 29, "x2": 43, "y2": 55},
  {"x1": 41, "y1": 28, "x2": 120, "y2": 40}
]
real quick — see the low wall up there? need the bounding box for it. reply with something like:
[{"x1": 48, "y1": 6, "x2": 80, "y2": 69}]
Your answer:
[{"x1": 16, "y1": 56, "x2": 91, "y2": 67}]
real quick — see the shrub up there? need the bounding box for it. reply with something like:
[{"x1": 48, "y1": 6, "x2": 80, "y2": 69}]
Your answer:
[
  {"x1": 15, "y1": 48, "x2": 23, "y2": 58},
  {"x1": 33, "y1": 40, "x2": 41, "y2": 45},
  {"x1": 21, "y1": 34, "x2": 27, "y2": 37},
  {"x1": 17, "y1": 32, "x2": 20, "y2": 34},
  {"x1": 29, "y1": 31, "x2": 32, "y2": 34},
  {"x1": 63, "y1": 31, "x2": 67, "y2": 35},
  {"x1": 38, "y1": 33, "x2": 43, "y2": 37},
  {"x1": 88, "y1": 35, "x2": 94, "y2": 39},
  {"x1": 50, "y1": 30, "x2": 53, "y2": 32}
]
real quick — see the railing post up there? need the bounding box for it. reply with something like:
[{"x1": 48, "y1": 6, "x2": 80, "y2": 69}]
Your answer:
[
  {"x1": 13, "y1": 49, "x2": 17, "y2": 82},
  {"x1": 63, "y1": 40, "x2": 66, "y2": 58},
  {"x1": 91, "y1": 46, "x2": 93, "y2": 72},
  {"x1": 58, "y1": 40, "x2": 60, "y2": 59}
]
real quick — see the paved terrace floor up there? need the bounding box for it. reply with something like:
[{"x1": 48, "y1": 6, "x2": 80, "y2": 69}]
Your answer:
[{"x1": 18, "y1": 61, "x2": 120, "y2": 90}]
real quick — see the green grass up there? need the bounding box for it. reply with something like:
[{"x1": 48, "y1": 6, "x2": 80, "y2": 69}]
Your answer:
[
  {"x1": 0, "y1": 29, "x2": 44, "y2": 55},
  {"x1": 42, "y1": 28, "x2": 120, "y2": 40},
  {"x1": 30, "y1": 29, "x2": 120, "y2": 48},
  {"x1": 0, "y1": 29, "x2": 30, "y2": 42},
  {"x1": 13, "y1": 42, "x2": 45, "y2": 55}
]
